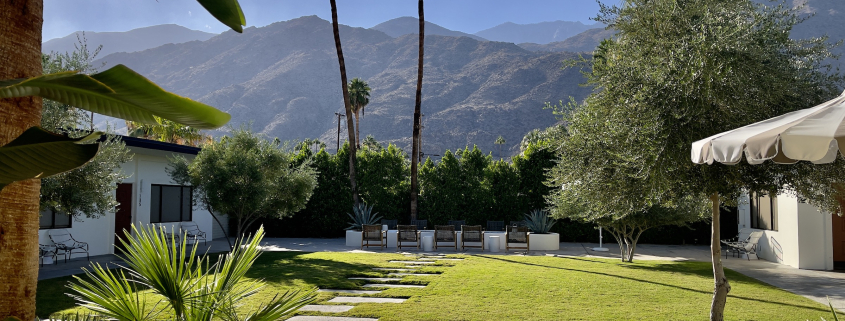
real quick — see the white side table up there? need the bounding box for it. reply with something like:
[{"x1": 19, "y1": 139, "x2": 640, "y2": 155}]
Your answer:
[
  {"x1": 422, "y1": 235, "x2": 434, "y2": 252},
  {"x1": 488, "y1": 236, "x2": 500, "y2": 253}
]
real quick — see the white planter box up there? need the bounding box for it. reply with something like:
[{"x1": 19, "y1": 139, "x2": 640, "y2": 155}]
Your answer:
[
  {"x1": 346, "y1": 230, "x2": 362, "y2": 247},
  {"x1": 529, "y1": 232, "x2": 560, "y2": 251}
]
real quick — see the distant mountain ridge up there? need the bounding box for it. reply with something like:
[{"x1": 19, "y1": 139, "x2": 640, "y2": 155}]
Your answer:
[
  {"x1": 43, "y1": 24, "x2": 217, "y2": 57},
  {"x1": 371, "y1": 17, "x2": 486, "y2": 41},
  {"x1": 96, "y1": 16, "x2": 589, "y2": 155},
  {"x1": 474, "y1": 20, "x2": 604, "y2": 45}
]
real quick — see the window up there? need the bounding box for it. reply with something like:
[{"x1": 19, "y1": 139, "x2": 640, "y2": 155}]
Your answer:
[
  {"x1": 40, "y1": 210, "x2": 72, "y2": 229},
  {"x1": 150, "y1": 185, "x2": 193, "y2": 223},
  {"x1": 751, "y1": 192, "x2": 778, "y2": 231}
]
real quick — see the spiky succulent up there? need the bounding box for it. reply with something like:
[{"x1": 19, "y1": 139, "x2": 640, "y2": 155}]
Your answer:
[
  {"x1": 346, "y1": 203, "x2": 381, "y2": 231},
  {"x1": 524, "y1": 209, "x2": 557, "y2": 234}
]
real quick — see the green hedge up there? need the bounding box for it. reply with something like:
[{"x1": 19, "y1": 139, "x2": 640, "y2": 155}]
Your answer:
[{"x1": 245, "y1": 141, "x2": 712, "y2": 245}]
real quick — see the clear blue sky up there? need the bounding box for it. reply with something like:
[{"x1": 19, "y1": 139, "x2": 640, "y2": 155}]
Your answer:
[{"x1": 43, "y1": 0, "x2": 614, "y2": 41}]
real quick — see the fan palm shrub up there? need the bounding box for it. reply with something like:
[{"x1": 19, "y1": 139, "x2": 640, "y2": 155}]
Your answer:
[{"x1": 66, "y1": 225, "x2": 315, "y2": 321}]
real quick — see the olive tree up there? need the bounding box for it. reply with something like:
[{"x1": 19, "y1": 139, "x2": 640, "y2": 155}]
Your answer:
[
  {"x1": 168, "y1": 129, "x2": 317, "y2": 247},
  {"x1": 547, "y1": 0, "x2": 843, "y2": 319}
]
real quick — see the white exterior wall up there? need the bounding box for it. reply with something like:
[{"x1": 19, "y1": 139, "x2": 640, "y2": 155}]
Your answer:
[
  {"x1": 38, "y1": 145, "x2": 218, "y2": 257},
  {"x1": 737, "y1": 191, "x2": 834, "y2": 270}
]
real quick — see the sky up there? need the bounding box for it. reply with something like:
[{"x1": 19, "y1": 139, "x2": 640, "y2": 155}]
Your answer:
[{"x1": 43, "y1": 0, "x2": 612, "y2": 41}]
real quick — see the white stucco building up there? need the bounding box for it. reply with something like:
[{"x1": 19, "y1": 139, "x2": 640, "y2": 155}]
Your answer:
[
  {"x1": 38, "y1": 136, "x2": 228, "y2": 258},
  {"x1": 736, "y1": 192, "x2": 839, "y2": 270}
]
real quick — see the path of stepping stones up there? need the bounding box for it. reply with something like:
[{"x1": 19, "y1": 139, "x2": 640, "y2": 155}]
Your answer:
[{"x1": 288, "y1": 254, "x2": 465, "y2": 321}]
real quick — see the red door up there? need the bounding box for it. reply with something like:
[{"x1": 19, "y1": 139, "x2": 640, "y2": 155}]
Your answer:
[{"x1": 114, "y1": 183, "x2": 133, "y2": 253}]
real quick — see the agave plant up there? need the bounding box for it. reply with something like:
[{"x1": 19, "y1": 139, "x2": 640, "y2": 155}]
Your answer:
[
  {"x1": 524, "y1": 209, "x2": 557, "y2": 234},
  {"x1": 346, "y1": 203, "x2": 381, "y2": 231},
  {"x1": 66, "y1": 224, "x2": 315, "y2": 321}
]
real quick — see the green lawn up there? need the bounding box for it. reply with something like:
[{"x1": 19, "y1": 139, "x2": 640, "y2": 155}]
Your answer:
[{"x1": 37, "y1": 252, "x2": 834, "y2": 320}]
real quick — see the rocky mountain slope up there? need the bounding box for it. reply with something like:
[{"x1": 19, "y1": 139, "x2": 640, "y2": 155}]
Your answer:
[
  {"x1": 371, "y1": 17, "x2": 486, "y2": 42},
  {"x1": 518, "y1": 28, "x2": 615, "y2": 53},
  {"x1": 43, "y1": 24, "x2": 216, "y2": 57},
  {"x1": 97, "y1": 16, "x2": 589, "y2": 155}
]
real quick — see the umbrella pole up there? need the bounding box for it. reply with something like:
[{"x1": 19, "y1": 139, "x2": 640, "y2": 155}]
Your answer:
[{"x1": 710, "y1": 193, "x2": 730, "y2": 321}]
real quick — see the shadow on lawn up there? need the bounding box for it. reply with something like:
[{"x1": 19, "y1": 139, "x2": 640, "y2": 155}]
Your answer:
[
  {"x1": 476, "y1": 255, "x2": 829, "y2": 313},
  {"x1": 247, "y1": 251, "x2": 384, "y2": 289}
]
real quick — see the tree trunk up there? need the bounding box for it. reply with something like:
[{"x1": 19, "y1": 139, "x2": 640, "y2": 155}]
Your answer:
[
  {"x1": 0, "y1": 1, "x2": 44, "y2": 319},
  {"x1": 330, "y1": 0, "x2": 359, "y2": 206},
  {"x1": 209, "y1": 211, "x2": 232, "y2": 250},
  {"x1": 409, "y1": 0, "x2": 424, "y2": 220},
  {"x1": 710, "y1": 193, "x2": 730, "y2": 321},
  {"x1": 354, "y1": 109, "x2": 360, "y2": 148}
]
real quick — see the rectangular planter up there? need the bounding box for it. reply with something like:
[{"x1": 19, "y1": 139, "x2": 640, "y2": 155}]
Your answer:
[
  {"x1": 529, "y1": 232, "x2": 560, "y2": 251},
  {"x1": 346, "y1": 230, "x2": 362, "y2": 247}
]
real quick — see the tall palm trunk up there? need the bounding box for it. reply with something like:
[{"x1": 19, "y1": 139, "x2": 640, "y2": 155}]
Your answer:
[
  {"x1": 710, "y1": 193, "x2": 730, "y2": 321},
  {"x1": 410, "y1": 0, "x2": 424, "y2": 220},
  {"x1": 330, "y1": 0, "x2": 359, "y2": 206},
  {"x1": 0, "y1": 1, "x2": 44, "y2": 319},
  {"x1": 354, "y1": 108, "x2": 361, "y2": 148}
]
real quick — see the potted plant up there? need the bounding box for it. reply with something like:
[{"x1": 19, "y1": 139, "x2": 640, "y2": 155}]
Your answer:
[
  {"x1": 345, "y1": 203, "x2": 381, "y2": 246},
  {"x1": 524, "y1": 209, "x2": 560, "y2": 251}
]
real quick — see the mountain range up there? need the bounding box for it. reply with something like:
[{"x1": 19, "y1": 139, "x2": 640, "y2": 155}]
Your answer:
[
  {"x1": 43, "y1": 24, "x2": 216, "y2": 58},
  {"x1": 94, "y1": 16, "x2": 591, "y2": 155}
]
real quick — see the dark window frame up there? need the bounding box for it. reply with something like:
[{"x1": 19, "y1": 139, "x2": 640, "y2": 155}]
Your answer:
[
  {"x1": 750, "y1": 192, "x2": 778, "y2": 231},
  {"x1": 39, "y1": 210, "x2": 72, "y2": 229},
  {"x1": 150, "y1": 184, "x2": 193, "y2": 223}
]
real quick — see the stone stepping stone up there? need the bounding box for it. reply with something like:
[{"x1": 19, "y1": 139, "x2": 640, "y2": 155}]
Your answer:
[
  {"x1": 299, "y1": 305, "x2": 354, "y2": 313},
  {"x1": 419, "y1": 258, "x2": 464, "y2": 261},
  {"x1": 287, "y1": 317, "x2": 378, "y2": 321},
  {"x1": 328, "y1": 297, "x2": 407, "y2": 304},
  {"x1": 388, "y1": 273, "x2": 437, "y2": 277},
  {"x1": 372, "y1": 268, "x2": 416, "y2": 272},
  {"x1": 388, "y1": 261, "x2": 435, "y2": 264},
  {"x1": 318, "y1": 289, "x2": 382, "y2": 295},
  {"x1": 348, "y1": 277, "x2": 401, "y2": 282},
  {"x1": 362, "y1": 283, "x2": 426, "y2": 288}
]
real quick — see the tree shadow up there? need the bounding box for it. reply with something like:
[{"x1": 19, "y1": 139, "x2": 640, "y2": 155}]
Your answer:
[{"x1": 475, "y1": 255, "x2": 830, "y2": 313}]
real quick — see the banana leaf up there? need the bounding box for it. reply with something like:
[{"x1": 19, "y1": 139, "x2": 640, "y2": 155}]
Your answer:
[
  {"x1": 197, "y1": 0, "x2": 247, "y2": 33},
  {"x1": 0, "y1": 127, "x2": 101, "y2": 191},
  {"x1": 0, "y1": 65, "x2": 230, "y2": 129}
]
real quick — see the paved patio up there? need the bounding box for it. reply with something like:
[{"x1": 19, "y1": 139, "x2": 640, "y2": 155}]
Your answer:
[{"x1": 38, "y1": 237, "x2": 845, "y2": 312}]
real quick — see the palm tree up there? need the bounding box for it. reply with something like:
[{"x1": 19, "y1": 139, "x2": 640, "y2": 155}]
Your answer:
[
  {"x1": 410, "y1": 0, "x2": 425, "y2": 220},
  {"x1": 495, "y1": 135, "x2": 506, "y2": 160},
  {"x1": 0, "y1": 2, "x2": 45, "y2": 319},
  {"x1": 348, "y1": 78, "x2": 371, "y2": 148},
  {"x1": 330, "y1": 0, "x2": 360, "y2": 206}
]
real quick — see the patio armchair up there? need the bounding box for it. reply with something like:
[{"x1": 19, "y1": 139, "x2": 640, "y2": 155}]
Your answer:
[
  {"x1": 381, "y1": 219, "x2": 398, "y2": 230},
  {"x1": 486, "y1": 221, "x2": 505, "y2": 232},
  {"x1": 733, "y1": 231, "x2": 764, "y2": 260},
  {"x1": 448, "y1": 220, "x2": 465, "y2": 231},
  {"x1": 181, "y1": 222, "x2": 207, "y2": 246},
  {"x1": 397, "y1": 225, "x2": 421, "y2": 250},
  {"x1": 361, "y1": 224, "x2": 386, "y2": 250},
  {"x1": 48, "y1": 229, "x2": 89, "y2": 262},
  {"x1": 434, "y1": 225, "x2": 457, "y2": 250},
  {"x1": 411, "y1": 219, "x2": 428, "y2": 230},
  {"x1": 505, "y1": 226, "x2": 530, "y2": 252},
  {"x1": 39, "y1": 244, "x2": 58, "y2": 267},
  {"x1": 721, "y1": 228, "x2": 753, "y2": 258},
  {"x1": 460, "y1": 225, "x2": 484, "y2": 251}
]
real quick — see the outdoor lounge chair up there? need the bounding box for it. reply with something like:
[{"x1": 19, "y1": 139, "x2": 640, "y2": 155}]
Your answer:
[
  {"x1": 721, "y1": 228, "x2": 753, "y2": 258},
  {"x1": 460, "y1": 225, "x2": 484, "y2": 251},
  {"x1": 733, "y1": 231, "x2": 763, "y2": 260},
  {"x1": 398, "y1": 225, "x2": 421, "y2": 250},
  {"x1": 411, "y1": 219, "x2": 428, "y2": 230},
  {"x1": 434, "y1": 225, "x2": 457, "y2": 250},
  {"x1": 505, "y1": 226, "x2": 530, "y2": 252},
  {"x1": 181, "y1": 222, "x2": 207, "y2": 246},
  {"x1": 361, "y1": 224, "x2": 386, "y2": 250},
  {"x1": 487, "y1": 221, "x2": 505, "y2": 232},
  {"x1": 48, "y1": 229, "x2": 89, "y2": 262},
  {"x1": 381, "y1": 219, "x2": 398, "y2": 230},
  {"x1": 39, "y1": 244, "x2": 58, "y2": 267},
  {"x1": 448, "y1": 220, "x2": 465, "y2": 231}
]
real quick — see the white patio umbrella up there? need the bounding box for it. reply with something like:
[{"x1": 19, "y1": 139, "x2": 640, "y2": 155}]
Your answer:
[{"x1": 692, "y1": 90, "x2": 845, "y2": 165}]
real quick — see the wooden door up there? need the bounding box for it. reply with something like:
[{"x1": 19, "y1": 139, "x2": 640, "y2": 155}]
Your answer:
[{"x1": 114, "y1": 183, "x2": 133, "y2": 254}]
